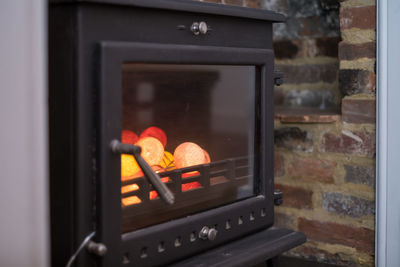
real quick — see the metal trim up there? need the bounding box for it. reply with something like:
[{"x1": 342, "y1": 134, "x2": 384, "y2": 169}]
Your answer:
[{"x1": 50, "y1": 0, "x2": 286, "y2": 22}]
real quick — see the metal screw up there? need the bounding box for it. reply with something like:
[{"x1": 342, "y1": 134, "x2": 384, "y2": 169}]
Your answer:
[
  {"x1": 198, "y1": 21, "x2": 208, "y2": 34},
  {"x1": 191, "y1": 21, "x2": 208, "y2": 35},
  {"x1": 199, "y1": 226, "x2": 218, "y2": 241},
  {"x1": 191, "y1": 22, "x2": 200, "y2": 35},
  {"x1": 87, "y1": 241, "x2": 107, "y2": 257}
]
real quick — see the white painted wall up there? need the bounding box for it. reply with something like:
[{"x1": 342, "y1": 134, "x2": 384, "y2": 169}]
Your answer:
[
  {"x1": 0, "y1": 1, "x2": 49, "y2": 267},
  {"x1": 377, "y1": 0, "x2": 400, "y2": 266}
]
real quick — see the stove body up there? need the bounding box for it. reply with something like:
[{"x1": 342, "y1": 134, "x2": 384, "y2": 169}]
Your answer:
[{"x1": 49, "y1": 1, "x2": 304, "y2": 266}]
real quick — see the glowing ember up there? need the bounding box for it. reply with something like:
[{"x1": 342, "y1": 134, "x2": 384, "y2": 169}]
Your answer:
[
  {"x1": 136, "y1": 137, "x2": 164, "y2": 166},
  {"x1": 140, "y1": 126, "x2": 167, "y2": 147},
  {"x1": 149, "y1": 190, "x2": 158, "y2": 200},
  {"x1": 149, "y1": 177, "x2": 170, "y2": 199},
  {"x1": 121, "y1": 184, "x2": 139, "y2": 194},
  {"x1": 181, "y1": 171, "x2": 202, "y2": 191},
  {"x1": 121, "y1": 154, "x2": 140, "y2": 178},
  {"x1": 182, "y1": 171, "x2": 200, "y2": 179},
  {"x1": 174, "y1": 142, "x2": 206, "y2": 169},
  {"x1": 160, "y1": 151, "x2": 175, "y2": 170},
  {"x1": 203, "y1": 149, "x2": 211, "y2": 163},
  {"x1": 121, "y1": 170, "x2": 144, "y2": 182},
  {"x1": 182, "y1": 182, "x2": 202, "y2": 191},
  {"x1": 122, "y1": 130, "x2": 138, "y2": 144},
  {"x1": 122, "y1": 196, "x2": 142, "y2": 206},
  {"x1": 129, "y1": 165, "x2": 166, "y2": 181},
  {"x1": 121, "y1": 127, "x2": 208, "y2": 198},
  {"x1": 121, "y1": 130, "x2": 140, "y2": 180},
  {"x1": 152, "y1": 165, "x2": 166, "y2": 174}
]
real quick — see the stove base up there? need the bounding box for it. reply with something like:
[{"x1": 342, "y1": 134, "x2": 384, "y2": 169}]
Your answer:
[{"x1": 171, "y1": 228, "x2": 306, "y2": 267}]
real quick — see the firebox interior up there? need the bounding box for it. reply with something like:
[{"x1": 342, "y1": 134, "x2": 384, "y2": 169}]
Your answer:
[{"x1": 121, "y1": 64, "x2": 260, "y2": 232}]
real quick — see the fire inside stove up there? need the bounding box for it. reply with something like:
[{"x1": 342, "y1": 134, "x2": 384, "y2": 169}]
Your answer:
[
  {"x1": 121, "y1": 127, "x2": 209, "y2": 204},
  {"x1": 121, "y1": 63, "x2": 259, "y2": 233}
]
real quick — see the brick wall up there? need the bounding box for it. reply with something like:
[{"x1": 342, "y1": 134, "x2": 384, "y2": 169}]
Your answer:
[
  {"x1": 268, "y1": 0, "x2": 341, "y2": 110},
  {"x1": 273, "y1": 0, "x2": 376, "y2": 266},
  {"x1": 198, "y1": 0, "x2": 376, "y2": 266},
  {"x1": 201, "y1": 0, "x2": 342, "y2": 110}
]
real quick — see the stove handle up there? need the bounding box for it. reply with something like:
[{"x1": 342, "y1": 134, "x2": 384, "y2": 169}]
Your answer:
[
  {"x1": 273, "y1": 70, "x2": 283, "y2": 86},
  {"x1": 274, "y1": 189, "x2": 283, "y2": 206},
  {"x1": 110, "y1": 140, "x2": 175, "y2": 205}
]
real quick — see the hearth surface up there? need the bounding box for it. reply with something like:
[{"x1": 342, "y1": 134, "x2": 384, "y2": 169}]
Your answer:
[
  {"x1": 170, "y1": 228, "x2": 306, "y2": 267},
  {"x1": 254, "y1": 256, "x2": 342, "y2": 267}
]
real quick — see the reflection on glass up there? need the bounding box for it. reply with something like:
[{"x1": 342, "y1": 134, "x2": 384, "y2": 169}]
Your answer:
[{"x1": 120, "y1": 64, "x2": 259, "y2": 233}]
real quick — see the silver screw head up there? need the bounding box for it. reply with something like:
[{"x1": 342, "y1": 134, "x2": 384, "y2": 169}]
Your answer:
[
  {"x1": 87, "y1": 241, "x2": 108, "y2": 257},
  {"x1": 207, "y1": 228, "x2": 217, "y2": 241},
  {"x1": 191, "y1": 21, "x2": 208, "y2": 35},
  {"x1": 199, "y1": 226, "x2": 217, "y2": 241},
  {"x1": 198, "y1": 22, "x2": 208, "y2": 34},
  {"x1": 190, "y1": 22, "x2": 200, "y2": 35},
  {"x1": 199, "y1": 226, "x2": 209, "y2": 239}
]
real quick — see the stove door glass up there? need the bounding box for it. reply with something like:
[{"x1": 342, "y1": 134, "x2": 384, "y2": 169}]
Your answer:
[{"x1": 120, "y1": 64, "x2": 260, "y2": 233}]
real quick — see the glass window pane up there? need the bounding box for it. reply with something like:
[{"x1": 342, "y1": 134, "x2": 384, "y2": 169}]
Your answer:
[{"x1": 120, "y1": 64, "x2": 259, "y2": 233}]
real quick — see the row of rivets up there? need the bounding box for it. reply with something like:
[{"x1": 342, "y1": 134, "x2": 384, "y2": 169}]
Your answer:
[{"x1": 123, "y1": 207, "x2": 267, "y2": 264}]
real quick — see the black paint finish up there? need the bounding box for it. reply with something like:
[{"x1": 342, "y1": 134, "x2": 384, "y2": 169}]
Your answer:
[
  {"x1": 99, "y1": 41, "x2": 273, "y2": 267},
  {"x1": 170, "y1": 228, "x2": 306, "y2": 267},
  {"x1": 48, "y1": 1, "x2": 301, "y2": 267},
  {"x1": 50, "y1": 0, "x2": 285, "y2": 22}
]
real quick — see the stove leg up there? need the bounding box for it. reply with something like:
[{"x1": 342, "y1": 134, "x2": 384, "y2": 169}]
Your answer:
[{"x1": 266, "y1": 256, "x2": 278, "y2": 267}]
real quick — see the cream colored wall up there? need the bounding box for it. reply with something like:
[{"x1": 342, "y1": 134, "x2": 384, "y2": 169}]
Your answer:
[{"x1": 0, "y1": 1, "x2": 49, "y2": 266}]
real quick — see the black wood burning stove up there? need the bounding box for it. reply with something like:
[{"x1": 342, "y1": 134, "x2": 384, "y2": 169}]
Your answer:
[{"x1": 49, "y1": 1, "x2": 306, "y2": 266}]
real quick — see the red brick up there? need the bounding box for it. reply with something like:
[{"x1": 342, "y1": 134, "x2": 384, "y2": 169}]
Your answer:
[
  {"x1": 274, "y1": 127, "x2": 313, "y2": 152},
  {"x1": 340, "y1": 6, "x2": 376, "y2": 30},
  {"x1": 275, "y1": 107, "x2": 340, "y2": 123},
  {"x1": 278, "y1": 63, "x2": 338, "y2": 84},
  {"x1": 298, "y1": 218, "x2": 374, "y2": 253},
  {"x1": 245, "y1": 0, "x2": 261, "y2": 8},
  {"x1": 306, "y1": 37, "x2": 341, "y2": 58},
  {"x1": 281, "y1": 89, "x2": 335, "y2": 109},
  {"x1": 275, "y1": 184, "x2": 313, "y2": 209},
  {"x1": 288, "y1": 157, "x2": 336, "y2": 184},
  {"x1": 339, "y1": 42, "x2": 376, "y2": 60},
  {"x1": 298, "y1": 16, "x2": 325, "y2": 37},
  {"x1": 320, "y1": 130, "x2": 375, "y2": 158},
  {"x1": 224, "y1": 0, "x2": 244, "y2": 6},
  {"x1": 274, "y1": 40, "x2": 302, "y2": 59},
  {"x1": 344, "y1": 164, "x2": 375, "y2": 188},
  {"x1": 322, "y1": 192, "x2": 375, "y2": 217},
  {"x1": 274, "y1": 153, "x2": 285, "y2": 177},
  {"x1": 339, "y1": 69, "x2": 376, "y2": 95},
  {"x1": 342, "y1": 98, "x2": 376, "y2": 124}
]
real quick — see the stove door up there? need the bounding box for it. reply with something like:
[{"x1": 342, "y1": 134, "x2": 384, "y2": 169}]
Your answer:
[
  {"x1": 119, "y1": 63, "x2": 258, "y2": 231},
  {"x1": 97, "y1": 42, "x2": 274, "y2": 267}
]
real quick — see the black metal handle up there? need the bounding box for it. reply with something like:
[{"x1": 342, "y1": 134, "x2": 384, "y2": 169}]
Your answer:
[
  {"x1": 110, "y1": 139, "x2": 175, "y2": 205},
  {"x1": 273, "y1": 70, "x2": 283, "y2": 86},
  {"x1": 274, "y1": 189, "x2": 283, "y2": 206}
]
